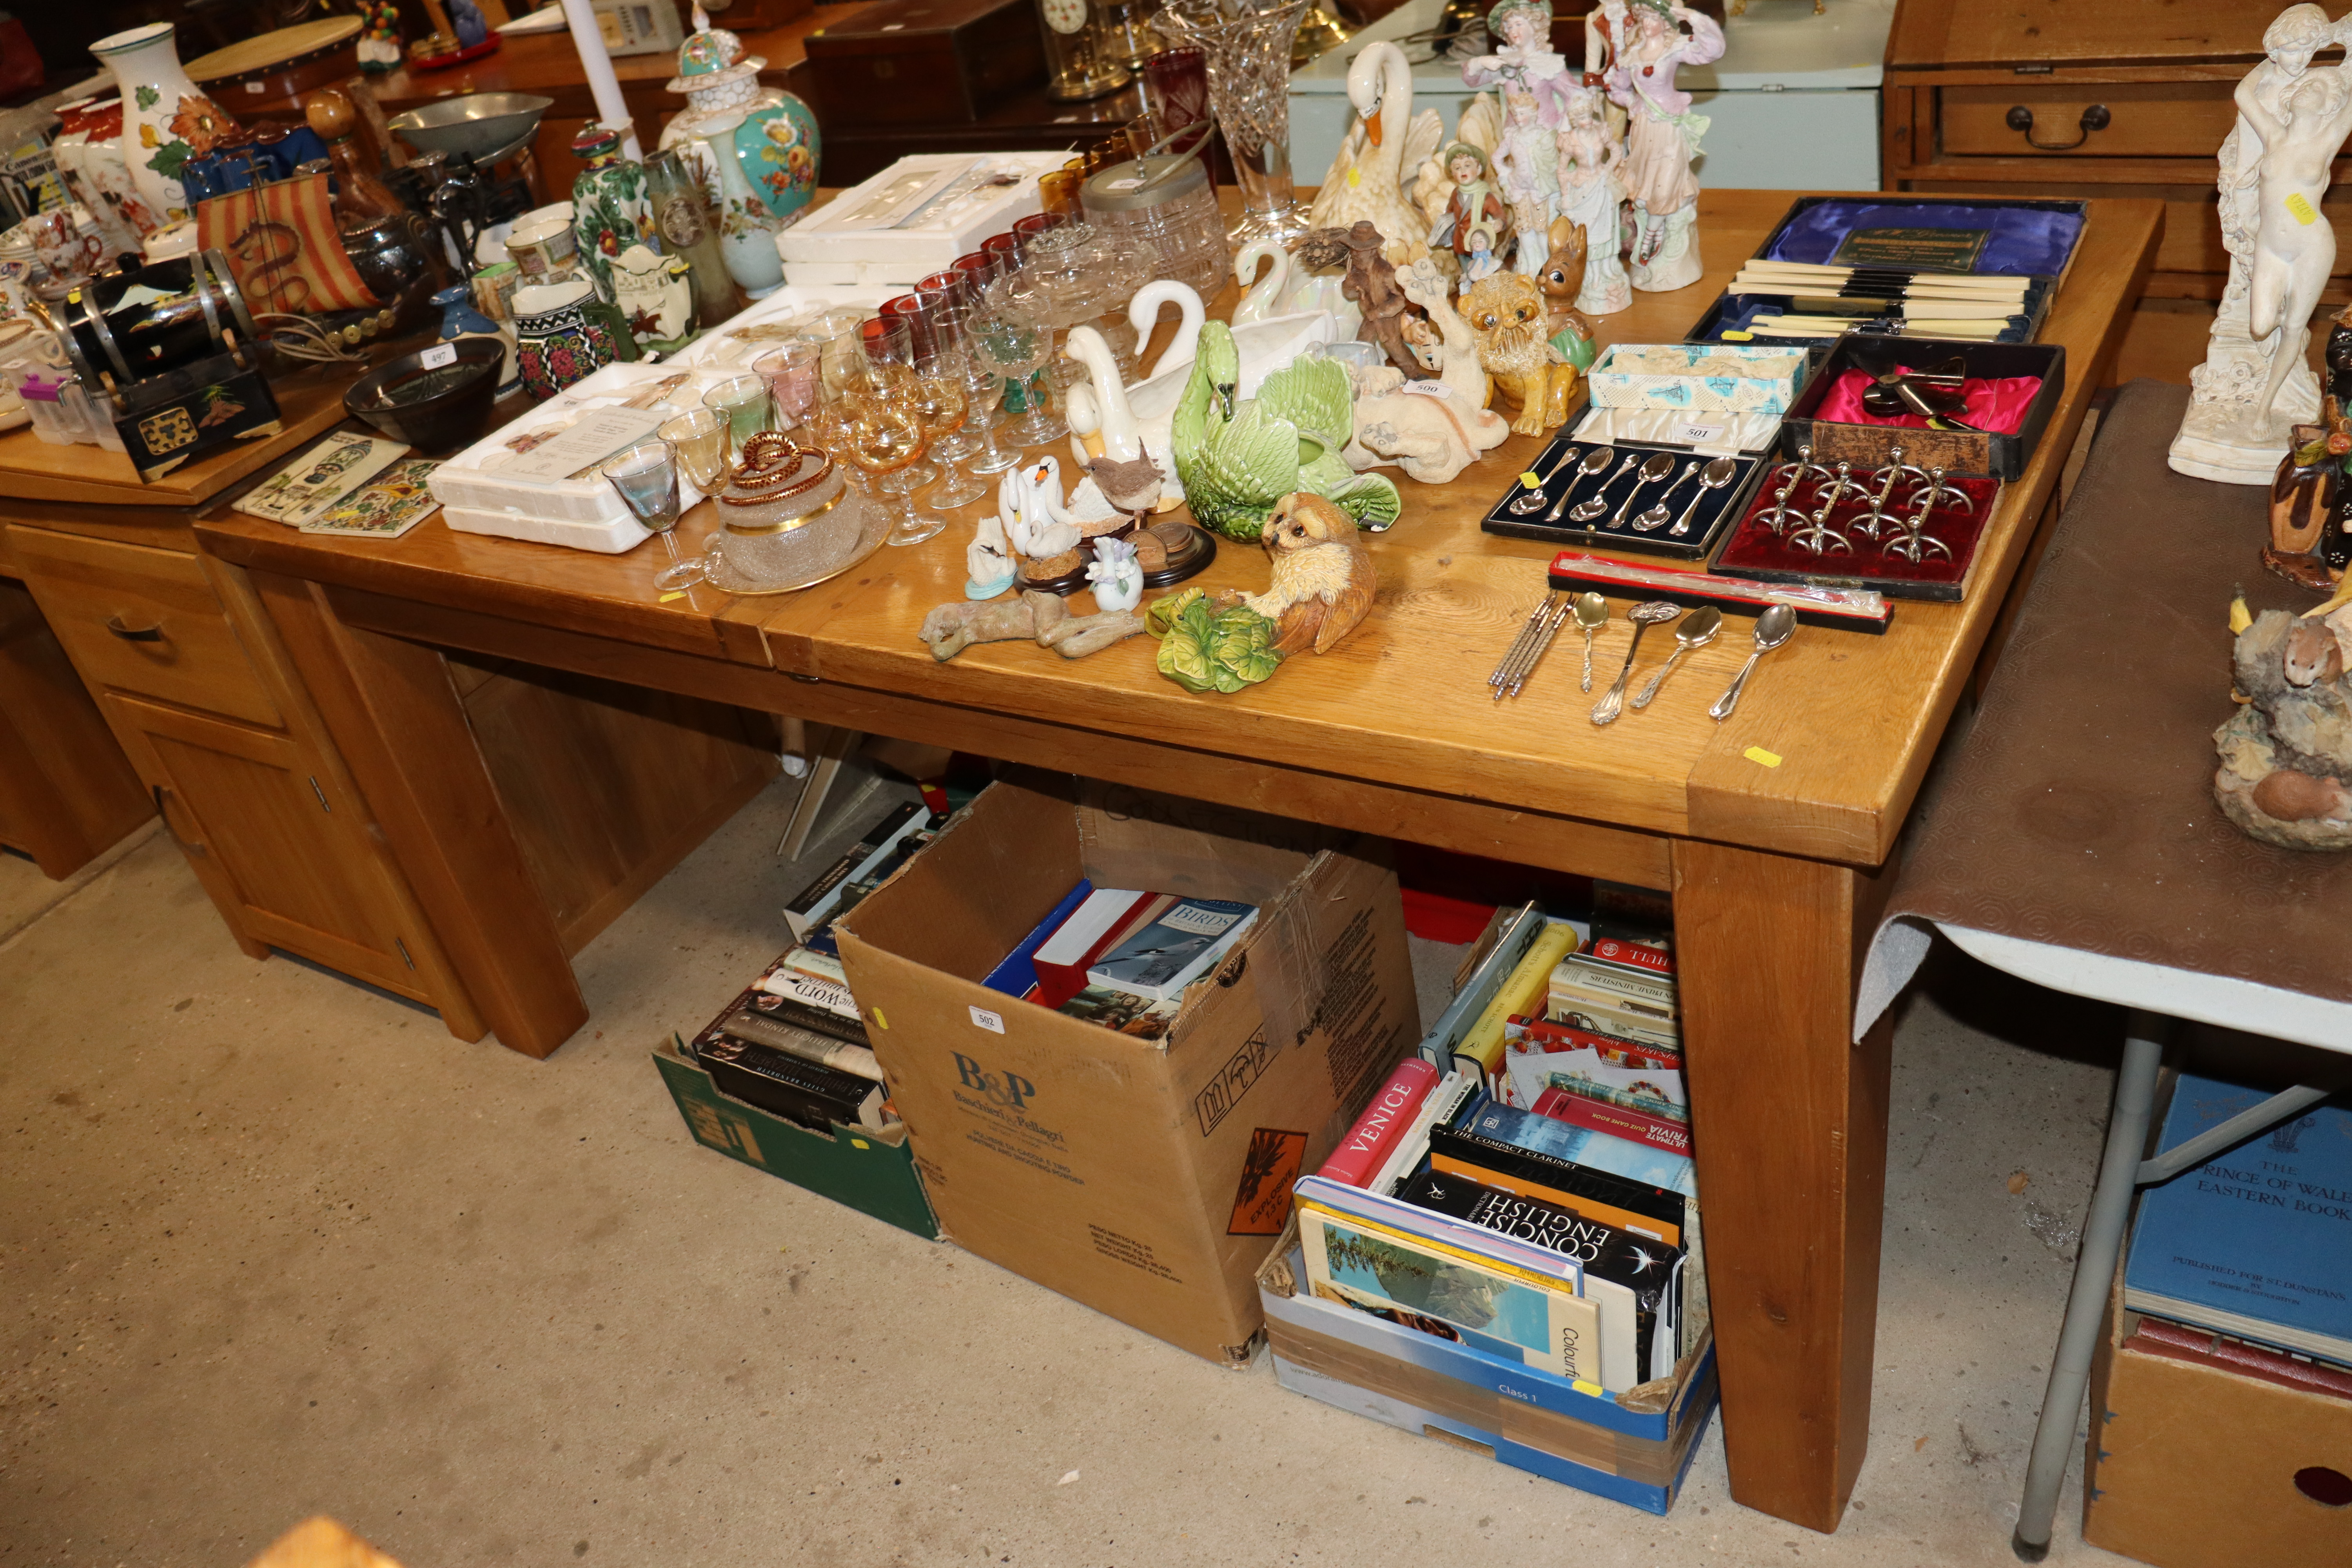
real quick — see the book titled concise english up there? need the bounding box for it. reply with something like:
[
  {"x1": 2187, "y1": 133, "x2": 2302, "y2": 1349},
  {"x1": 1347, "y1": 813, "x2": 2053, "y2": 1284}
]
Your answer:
[{"x1": 2123, "y1": 1074, "x2": 2352, "y2": 1367}]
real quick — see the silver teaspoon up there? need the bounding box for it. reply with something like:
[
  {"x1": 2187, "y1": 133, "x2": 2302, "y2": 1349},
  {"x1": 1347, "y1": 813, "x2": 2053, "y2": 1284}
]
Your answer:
[
  {"x1": 1633, "y1": 459, "x2": 1701, "y2": 531},
  {"x1": 1543, "y1": 446, "x2": 1617, "y2": 523},
  {"x1": 1709, "y1": 603, "x2": 1797, "y2": 721},
  {"x1": 1670, "y1": 456, "x2": 1741, "y2": 537},
  {"x1": 1608, "y1": 452, "x2": 1680, "y2": 530},
  {"x1": 1510, "y1": 445, "x2": 1584, "y2": 514},
  {"x1": 1573, "y1": 592, "x2": 1608, "y2": 691},
  {"x1": 1632, "y1": 604, "x2": 1722, "y2": 709},
  {"x1": 1567, "y1": 451, "x2": 1639, "y2": 523},
  {"x1": 1592, "y1": 600, "x2": 1682, "y2": 726}
]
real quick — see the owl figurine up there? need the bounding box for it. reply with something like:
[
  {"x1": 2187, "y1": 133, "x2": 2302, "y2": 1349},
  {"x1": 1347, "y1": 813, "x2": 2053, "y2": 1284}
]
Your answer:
[{"x1": 1238, "y1": 493, "x2": 1377, "y2": 656}]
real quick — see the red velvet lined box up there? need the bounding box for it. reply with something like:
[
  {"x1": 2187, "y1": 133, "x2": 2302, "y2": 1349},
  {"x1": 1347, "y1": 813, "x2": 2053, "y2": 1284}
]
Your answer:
[{"x1": 1711, "y1": 471, "x2": 2004, "y2": 603}]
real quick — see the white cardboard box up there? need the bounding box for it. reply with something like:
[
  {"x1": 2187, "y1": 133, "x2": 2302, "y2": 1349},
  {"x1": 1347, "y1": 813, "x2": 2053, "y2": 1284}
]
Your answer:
[{"x1": 776, "y1": 152, "x2": 1067, "y2": 288}]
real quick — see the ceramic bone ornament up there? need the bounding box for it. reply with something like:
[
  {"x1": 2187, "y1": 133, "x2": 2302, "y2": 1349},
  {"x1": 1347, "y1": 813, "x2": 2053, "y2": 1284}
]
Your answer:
[{"x1": 2172, "y1": 5, "x2": 2352, "y2": 484}]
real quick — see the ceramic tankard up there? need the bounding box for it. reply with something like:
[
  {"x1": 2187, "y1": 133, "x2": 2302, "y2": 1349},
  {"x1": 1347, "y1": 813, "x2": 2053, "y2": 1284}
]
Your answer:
[{"x1": 512, "y1": 278, "x2": 638, "y2": 401}]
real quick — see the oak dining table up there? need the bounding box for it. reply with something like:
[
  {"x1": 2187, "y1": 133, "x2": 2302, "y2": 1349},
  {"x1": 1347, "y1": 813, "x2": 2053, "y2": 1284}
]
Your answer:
[{"x1": 192, "y1": 186, "x2": 2164, "y2": 1535}]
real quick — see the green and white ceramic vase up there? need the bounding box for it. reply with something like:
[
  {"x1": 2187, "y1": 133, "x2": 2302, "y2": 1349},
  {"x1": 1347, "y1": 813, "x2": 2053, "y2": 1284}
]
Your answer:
[
  {"x1": 569, "y1": 122, "x2": 655, "y2": 305},
  {"x1": 90, "y1": 22, "x2": 241, "y2": 227},
  {"x1": 697, "y1": 110, "x2": 784, "y2": 298}
]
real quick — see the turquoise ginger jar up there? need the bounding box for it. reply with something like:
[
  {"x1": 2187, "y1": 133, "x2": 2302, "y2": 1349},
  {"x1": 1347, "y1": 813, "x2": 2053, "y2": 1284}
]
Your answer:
[
  {"x1": 569, "y1": 122, "x2": 655, "y2": 304},
  {"x1": 659, "y1": 4, "x2": 820, "y2": 228}
]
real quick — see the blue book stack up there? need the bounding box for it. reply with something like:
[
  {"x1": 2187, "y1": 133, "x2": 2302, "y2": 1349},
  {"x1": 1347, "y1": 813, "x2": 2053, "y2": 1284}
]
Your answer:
[{"x1": 2123, "y1": 1073, "x2": 2352, "y2": 1368}]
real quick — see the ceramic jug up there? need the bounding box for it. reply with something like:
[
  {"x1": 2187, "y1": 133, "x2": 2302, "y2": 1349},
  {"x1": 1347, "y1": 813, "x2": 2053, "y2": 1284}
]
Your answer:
[
  {"x1": 569, "y1": 122, "x2": 653, "y2": 304},
  {"x1": 695, "y1": 110, "x2": 784, "y2": 298},
  {"x1": 609, "y1": 243, "x2": 694, "y2": 350},
  {"x1": 513, "y1": 278, "x2": 639, "y2": 402},
  {"x1": 434, "y1": 283, "x2": 519, "y2": 392},
  {"x1": 89, "y1": 22, "x2": 240, "y2": 227}
]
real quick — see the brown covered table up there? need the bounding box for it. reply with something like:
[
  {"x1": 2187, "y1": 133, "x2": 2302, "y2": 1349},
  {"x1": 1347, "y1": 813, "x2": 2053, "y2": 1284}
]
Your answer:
[{"x1": 1854, "y1": 379, "x2": 2352, "y2": 1558}]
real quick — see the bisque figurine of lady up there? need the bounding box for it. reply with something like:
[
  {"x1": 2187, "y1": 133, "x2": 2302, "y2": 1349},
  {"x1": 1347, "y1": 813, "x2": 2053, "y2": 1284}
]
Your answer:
[
  {"x1": 1601, "y1": 0, "x2": 1723, "y2": 292},
  {"x1": 1463, "y1": 0, "x2": 1573, "y2": 275}
]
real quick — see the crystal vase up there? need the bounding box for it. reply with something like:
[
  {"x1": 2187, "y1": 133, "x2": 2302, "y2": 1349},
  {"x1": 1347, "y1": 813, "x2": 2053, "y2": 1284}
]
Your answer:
[{"x1": 1155, "y1": 0, "x2": 1309, "y2": 246}]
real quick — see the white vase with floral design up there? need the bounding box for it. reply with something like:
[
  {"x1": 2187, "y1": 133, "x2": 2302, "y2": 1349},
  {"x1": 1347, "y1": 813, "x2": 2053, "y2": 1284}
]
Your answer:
[
  {"x1": 695, "y1": 110, "x2": 783, "y2": 298},
  {"x1": 89, "y1": 22, "x2": 238, "y2": 227}
]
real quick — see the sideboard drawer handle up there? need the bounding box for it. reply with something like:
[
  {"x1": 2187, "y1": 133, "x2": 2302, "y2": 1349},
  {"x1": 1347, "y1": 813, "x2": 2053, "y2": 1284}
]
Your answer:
[
  {"x1": 153, "y1": 784, "x2": 207, "y2": 857},
  {"x1": 105, "y1": 615, "x2": 165, "y2": 642},
  {"x1": 2005, "y1": 103, "x2": 2111, "y2": 151}
]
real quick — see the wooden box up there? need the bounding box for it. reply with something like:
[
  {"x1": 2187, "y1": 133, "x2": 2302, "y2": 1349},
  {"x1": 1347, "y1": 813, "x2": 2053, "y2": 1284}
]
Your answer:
[
  {"x1": 1777, "y1": 336, "x2": 2066, "y2": 481},
  {"x1": 802, "y1": 0, "x2": 1045, "y2": 129}
]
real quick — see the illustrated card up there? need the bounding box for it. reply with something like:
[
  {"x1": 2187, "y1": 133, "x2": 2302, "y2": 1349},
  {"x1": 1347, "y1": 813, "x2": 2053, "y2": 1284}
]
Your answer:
[
  {"x1": 235, "y1": 431, "x2": 408, "y2": 524},
  {"x1": 299, "y1": 459, "x2": 442, "y2": 539}
]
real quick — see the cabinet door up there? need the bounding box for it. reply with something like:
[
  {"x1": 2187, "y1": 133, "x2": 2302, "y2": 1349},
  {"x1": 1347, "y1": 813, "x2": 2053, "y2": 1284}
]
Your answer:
[{"x1": 101, "y1": 691, "x2": 430, "y2": 1002}]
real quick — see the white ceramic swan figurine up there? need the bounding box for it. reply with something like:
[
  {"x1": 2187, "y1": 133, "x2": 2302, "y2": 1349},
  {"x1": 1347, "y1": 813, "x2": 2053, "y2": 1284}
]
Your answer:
[
  {"x1": 1129, "y1": 279, "x2": 1206, "y2": 380},
  {"x1": 1233, "y1": 238, "x2": 1364, "y2": 336},
  {"x1": 1308, "y1": 40, "x2": 1442, "y2": 265}
]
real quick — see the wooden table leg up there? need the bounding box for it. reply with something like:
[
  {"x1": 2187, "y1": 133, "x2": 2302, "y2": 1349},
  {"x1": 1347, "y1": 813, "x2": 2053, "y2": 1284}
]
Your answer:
[
  {"x1": 252, "y1": 572, "x2": 587, "y2": 1058},
  {"x1": 1672, "y1": 839, "x2": 1896, "y2": 1533}
]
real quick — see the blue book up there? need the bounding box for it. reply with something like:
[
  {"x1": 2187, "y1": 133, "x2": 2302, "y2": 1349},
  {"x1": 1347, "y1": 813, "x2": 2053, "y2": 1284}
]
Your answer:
[
  {"x1": 2124, "y1": 1074, "x2": 2352, "y2": 1365},
  {"x1": 1457, "y1": 1093, "x2": 1697, "y2": 1198},
  {"x1": 982, "y1": 880, "x2": 1093, "y2": 999}
]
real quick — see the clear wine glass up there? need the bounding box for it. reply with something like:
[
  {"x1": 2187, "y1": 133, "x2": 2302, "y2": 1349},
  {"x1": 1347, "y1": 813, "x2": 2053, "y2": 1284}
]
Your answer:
[
  {"x1": 604, "y1": 439, "x2": 706, "y2": 593},
  {"x1": 820, "y1": 369, "x2": 940, "y2": 546},
  {"x1": 861, "y1": 314, "x2": 940, "y2": 491},
  {"x1": 909, "y1": 348, "x2": 985, "y2": 508},
  {"x1": 968, "y1": 303, "x2": 1059, "y2": 448}
]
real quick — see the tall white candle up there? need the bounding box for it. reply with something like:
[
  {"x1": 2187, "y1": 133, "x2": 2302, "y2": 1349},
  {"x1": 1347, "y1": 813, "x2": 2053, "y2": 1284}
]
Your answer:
[{"x1": 557, "y1": 0, "x2": 643, "y2": 161}]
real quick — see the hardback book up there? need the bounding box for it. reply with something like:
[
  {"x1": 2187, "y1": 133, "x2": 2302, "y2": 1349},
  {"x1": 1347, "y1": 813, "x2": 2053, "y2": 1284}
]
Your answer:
[
  {"x1": 1532, "y1": 1086, "x2": 1692, "y2": 1158},
  {"x1": 1297, "y1": 1203, "x2": 1603, "y2": 1385},
  {"x1": 1461, "y1": 1093, "x2": 1695, "y2": 1196},
  {"x1": 1508, "y1": 1047, "x2": 1688, "y2": 1123},
  {"x1": 779, "y1": 944, "x2": 849, "y2": 987},
  {"x1": 738, "y1": 974, "x2": 871, "y2": 1047},
  {"x1": 983, "y1": 880, "x2": 1095, "y2": 998},
  {"x1": 785, "y1": 802, "x2": 931, "y2": 940},
  {"x1": 1085, "y1": 896, "x2": 1258, "y2": 1002},
  {"x1": 1318, "y1": 1057, "x2": 1442, "y2": 1187},
  {"x1": 1428, "y1": 1119, "x2": 1688, "y2": 1248},
  {"x1": 1504, "y1": 1014, "x2": 1682, "y2": 1071},
  {"x1": 1401, "y1": 1166, "x2": 1686, "y2": 1387},
  {"x1": 717, "y1": 1006, "x2": 882, "y2": 1082},
  {"x1": 1292, "y1": 1174, "x2": 1588, "y2": 1289},
  {"x1": 759, "y1": 962, "x2": 862, "y2": 1024},
  {"x1": 1366, "y1": 1069, "x2": 1480, "y2": 1197},
  {"x1": 1030, "y1": 888, "x2": 1165, "y2": 1007},
  {"x1": 2123, "y1": 1074, "x2": 2352, "y2": 1366},
  {"x1": 1550, "y1": 954, "x2": 1678, "y2": 1016},
  {"x1": 1054, "y1": 984, "x2": 1180, "y2": 1040},
  {"x1": 2125, "y1": 1314, "x2": 2352, "y2": 1395},
  {"x1": 695, "y1": 1032, "x2": 886, "y2": 1135},
  {"x1": 1580, "y1": 934, "x2": 1675, "y2": 980},
  {"x1": 1544, "y1": 992, "x2": 1680, "y2": 1051}
]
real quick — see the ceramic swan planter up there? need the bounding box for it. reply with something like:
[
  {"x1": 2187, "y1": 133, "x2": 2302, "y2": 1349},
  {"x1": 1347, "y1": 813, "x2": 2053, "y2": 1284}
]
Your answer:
[
  {"x1": 1234, "y1": 238, "x2": 1363, "y2": 336},
  {"x1": 1305, "y1": 40, "x2": 1441, "y2": 265}
]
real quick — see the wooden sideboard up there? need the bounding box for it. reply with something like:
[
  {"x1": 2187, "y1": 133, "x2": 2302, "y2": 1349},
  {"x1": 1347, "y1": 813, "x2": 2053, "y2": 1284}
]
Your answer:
[
  {"x1": 1884, "y1": 0, "x2": 2312, "y2": 304},
  {"x1": 0, "y1": 368, "x2": 781, "y2": 1042}
]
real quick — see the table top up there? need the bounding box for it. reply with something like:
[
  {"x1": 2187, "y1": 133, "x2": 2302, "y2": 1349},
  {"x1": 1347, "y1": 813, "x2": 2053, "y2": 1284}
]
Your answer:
[{"x1": 193, "y1": 186, "x2": 2161, "y2": 869}]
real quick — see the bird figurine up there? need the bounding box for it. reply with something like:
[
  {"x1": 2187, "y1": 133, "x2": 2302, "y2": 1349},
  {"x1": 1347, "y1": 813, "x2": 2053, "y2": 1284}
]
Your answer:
[
  {"x1": 1085, "y1": 537, "x2": 1145, "y2": 613},
  {"x1": 1234, "y1": 492, "x2": 1377, "y2": 657},
  {"x1": 1169, "y1": 318, "x2": 1400, "y2": 542},
  {"x1": 965, "y1": 506, "x2": 1016, "y2": 600},
  {"x1": 1086, "y1": 453, "x2": 1167, "y2": 524}
]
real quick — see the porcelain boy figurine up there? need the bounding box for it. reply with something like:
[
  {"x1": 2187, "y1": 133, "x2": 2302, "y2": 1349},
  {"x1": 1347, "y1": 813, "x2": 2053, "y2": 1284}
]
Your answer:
[
  {"x1": 1433, "y1": 143, "x2": 1508, "y2": 282},
  {"x1": 1602, "y1": 0, "x2": 1723, "y2": 292}
]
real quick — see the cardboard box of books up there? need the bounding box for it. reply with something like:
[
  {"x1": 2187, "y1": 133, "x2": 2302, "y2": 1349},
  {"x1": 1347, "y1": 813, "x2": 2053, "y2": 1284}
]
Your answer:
[
  {"x1": 835, "y1": 772, "x2": 1420, "y2": 1366},
  {"x1": 1255, "y1": 1234, "x2": 1716, "y2": 1515},
  {"x1": 651, "y1": 1039, "x2": 938, "y2": 1241}
]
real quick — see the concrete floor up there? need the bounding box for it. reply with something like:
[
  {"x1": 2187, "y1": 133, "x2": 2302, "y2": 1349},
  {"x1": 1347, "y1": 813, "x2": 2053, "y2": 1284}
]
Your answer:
[{"x1": 0, "y1": 775, "x2": 2143, "y2": 1568}]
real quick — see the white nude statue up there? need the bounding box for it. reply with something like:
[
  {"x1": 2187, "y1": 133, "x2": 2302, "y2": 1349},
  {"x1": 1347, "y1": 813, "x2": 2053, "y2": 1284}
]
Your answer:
[{"x1": 2171, "y1": 5, "x2": 2351, "y2": 483}]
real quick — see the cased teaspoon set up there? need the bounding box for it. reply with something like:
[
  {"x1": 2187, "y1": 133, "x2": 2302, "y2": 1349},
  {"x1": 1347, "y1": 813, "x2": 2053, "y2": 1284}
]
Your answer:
[{"x1": 1483, "y1": 438, "x2": 1769, "y2": 562}]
